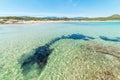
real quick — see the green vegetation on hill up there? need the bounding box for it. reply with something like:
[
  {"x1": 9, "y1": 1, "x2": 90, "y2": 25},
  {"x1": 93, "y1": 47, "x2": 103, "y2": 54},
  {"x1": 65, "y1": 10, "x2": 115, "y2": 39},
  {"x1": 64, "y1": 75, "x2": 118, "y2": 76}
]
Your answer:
[
  {"x1": 0, "y1": 16, "x2": 80, "y2": 21},
  {"x1": 0, "y1": 14, "x2": 120, "y2": 24},
  {"x1": 82, "y1": 14, "x2": 120, "y2": 21},
  {"x1": 0, "y1": 14, "x2": 120, "y2": 21}
]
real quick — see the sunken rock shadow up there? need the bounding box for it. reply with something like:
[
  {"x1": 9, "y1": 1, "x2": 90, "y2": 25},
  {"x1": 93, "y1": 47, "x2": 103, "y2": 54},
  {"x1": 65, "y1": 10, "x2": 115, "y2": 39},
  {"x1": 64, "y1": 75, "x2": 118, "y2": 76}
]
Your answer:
[
  {"x1": 100, "y1": 36, "x2": 120, "y2": 42},
  {"x1": 21, "y1": 33, "x2": 95, "y2": 75},
  {"x1": 62, "y1": 34, "x2": 95, "y2": 40}
]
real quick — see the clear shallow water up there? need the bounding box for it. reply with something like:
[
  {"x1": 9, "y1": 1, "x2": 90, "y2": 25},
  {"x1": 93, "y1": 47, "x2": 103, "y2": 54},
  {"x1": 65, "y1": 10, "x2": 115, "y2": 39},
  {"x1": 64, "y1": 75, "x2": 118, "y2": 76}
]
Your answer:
[
  {"x1": 1, "y1": 22, "x2": 120, "y2": 46},
  {"x1": 1, "y1": 22, "x2": 120, "y2": 38},
  {"x1": 0, "y1": 22, "x2": 120, "y2": 80}
]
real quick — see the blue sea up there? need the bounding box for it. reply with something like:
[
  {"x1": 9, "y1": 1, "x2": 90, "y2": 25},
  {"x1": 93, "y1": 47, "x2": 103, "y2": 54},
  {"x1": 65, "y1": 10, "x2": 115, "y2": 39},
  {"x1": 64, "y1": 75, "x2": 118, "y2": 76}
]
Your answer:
[
  {"x1": 0, "y1": 22, "x2": 120, "y2": 45},
  {"x1": 0, "y1": 22, "x2": 120, "y2": 80}
]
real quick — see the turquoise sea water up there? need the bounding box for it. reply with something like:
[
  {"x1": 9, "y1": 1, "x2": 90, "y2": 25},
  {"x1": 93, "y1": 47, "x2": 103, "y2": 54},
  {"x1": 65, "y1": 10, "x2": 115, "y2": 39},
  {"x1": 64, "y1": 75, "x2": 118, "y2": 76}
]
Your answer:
[
  {"x1": 0, "y1": 22, "x2": 120, "y2": 80},
  {"x1": 1, "y1": 22, "x2": 120, "y2": 46}
]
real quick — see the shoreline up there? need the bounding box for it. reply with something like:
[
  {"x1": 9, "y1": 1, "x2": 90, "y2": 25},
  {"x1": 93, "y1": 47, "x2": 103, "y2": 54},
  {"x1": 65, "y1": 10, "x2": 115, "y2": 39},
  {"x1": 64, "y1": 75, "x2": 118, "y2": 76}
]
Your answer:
[{"x1": 0, "y1": 20, "x2": 120, "y2": 24}]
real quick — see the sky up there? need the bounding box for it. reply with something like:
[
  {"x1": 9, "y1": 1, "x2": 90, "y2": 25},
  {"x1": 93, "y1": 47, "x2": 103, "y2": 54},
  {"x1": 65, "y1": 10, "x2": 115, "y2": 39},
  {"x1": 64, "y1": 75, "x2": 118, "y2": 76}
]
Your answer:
[{"x1": 0, "y1": 0, "x2": 120, "y2": 17}]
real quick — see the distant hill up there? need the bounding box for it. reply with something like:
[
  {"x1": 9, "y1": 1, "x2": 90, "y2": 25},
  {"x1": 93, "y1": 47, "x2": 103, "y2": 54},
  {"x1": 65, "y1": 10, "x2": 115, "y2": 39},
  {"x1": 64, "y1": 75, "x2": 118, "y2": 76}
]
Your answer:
[
  {"x1": 82, "y1": 14, "x2": 120, "y2": 21},
  {"x1": 0, "y1": 14, "x2": 120, "y2": 21},
  {"x1": 109, "y1": 14, "x2": 120, "y2": 18},
  {"x1": 0, "y1": 16, "x2": 85, "y2": 21}
]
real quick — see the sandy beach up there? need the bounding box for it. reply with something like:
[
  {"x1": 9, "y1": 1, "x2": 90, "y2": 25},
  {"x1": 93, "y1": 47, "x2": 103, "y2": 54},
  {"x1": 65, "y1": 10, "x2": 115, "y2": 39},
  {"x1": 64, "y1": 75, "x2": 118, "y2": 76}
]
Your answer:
[{"x1": 1, "y1": 20, "x2": 120, "y2": 24}]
